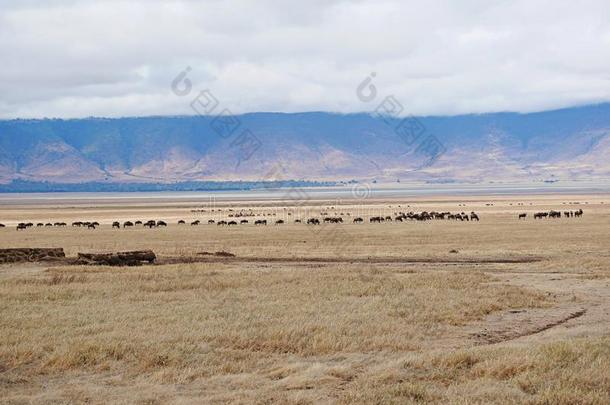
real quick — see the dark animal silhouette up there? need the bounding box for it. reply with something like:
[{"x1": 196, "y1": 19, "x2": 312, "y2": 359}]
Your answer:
[
  {"x1": 178, "y1": 220, "x2": 186, "y2": 224},
  {"x1": 208, "y1": 220, "x2": 215, "y2": 224},
  {"x1": 112, "y1": 221, "x2": 120, "y2": 229},
  {"x1": 255, "y1": 219, "x2": 267, "y2": 225},
  {"x1": 156, "y1": 221, "x2": 167, "y2": 227},
  {"x1": 470, "y1": 212, "x2": 479, "y2": 221},
  {"x1": 123, "y1": 221, "x2": 134, "y2": 228},
  {"x1": 353, "y1": 217, "x2": 363, "y2": 223},
  {"x1": 191, "y1": 220, "x2": 200, "y2": 226},
  {"x1": 16, "y1": 223, "x2": 27, "y2": 230},
  {"x1": 518, "y1": 213, "x2": 527, "y2": 220},
  {"x1": 307, "y1": 218, "x2": 320, "y2": 225}
]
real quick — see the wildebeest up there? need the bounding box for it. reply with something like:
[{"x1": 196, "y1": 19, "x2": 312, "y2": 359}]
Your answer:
[
  {"x1": 0, "y1": 223, "x2": 5, "y2": 227},
  {"x1": 294, "y1": 219, "x2": 302, "y2": 223},
  {"x1": 324, "y1": 217, "x2": 342, "y2": 223},
  {"x1": 37, "y1": 223, "x2": 44, "y2": 227},
  {"x1": 156, "y1": 221, "x2": 167, "y2": 227},
  {"x1": 135, "y1": 221, "x2": 143, "y2": 225},
  {"x1": 255, "y1": 219, "x2": 267, "y2": 225},
  {"x1": 470, "y1": 212, "x2": 479, "y2": 221},
  {"x1": 227, "y1": 221, "x2": 238, "y2": 226},
  {"x1": 144, "y1": 220, "x2": 156, "y2": 228},
  {"x1": 72, "y1": 221, "x2": 82, "y2": 227},
  {"x1": 178, "y1": 220, "x2": 186, "y2": 224},
  {"x1": 575, "y1": 209, "x2": 583, "y2": 217},
  {"x1": 549, "y1": 210, "x2": 561, "y2": 218},
  {"x1": 16, "y1": 223, "x2": 27, "y2": 230},
  {"x1": 112, "y1": 221, "x2": 121, "y2": 229},
  {"x1": 306, "y1": 218, "x2": 320, "y2": 225},
  {"x1": 87, "y1": 223, "x2": 97, "y2": 229},
  {"x1": 217, "y1": 220, "x2": 227, "y2": 226},
  {"x1": 518, "y1": 213, "x2": 527, "y2": 220},
  {"x1": 191, "y1": 220, "x2": 200, "y2": 226},
  {"x1": 123, "y1": 221, "x2": 134, "y2": 228},
  {"x1": 208, "y1": 220, "x2": 215, "y2": 224},
  {"x1": 353, "y1": 217, "x2": 363, "y2": 223},
  {"x1": 275, "y1": 220, "x2": 284, "y2": 225},
  {"x1": 370, "y1": 216, "x2": 383, "y2": 223},
  {"x1": 240, "y1": 220, "x2": 249, "y2": 224}
]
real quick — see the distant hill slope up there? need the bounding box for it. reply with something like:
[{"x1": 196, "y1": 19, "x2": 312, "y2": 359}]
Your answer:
[{"x1": 1, "y1": 104, "x2": 610, "y2": 185}]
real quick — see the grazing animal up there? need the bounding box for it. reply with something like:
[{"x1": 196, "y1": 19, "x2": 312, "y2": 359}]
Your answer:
[
  {"x1": 208, "y1": 220, "x2": 215, "y2": 224},
  {"x1": 575, "y1": 209, "x2": 583, "y2": 217},
  {"x1": 306, "y1": 218, "x2": 320, "y2": 225},
  {"x1": 227, "y1": 221, "x2": 237, "y2": 226},
  {"x1": 16, "y1": 223, "x2": 27, "y2": 230},
  {"x1": 178, "y1": 220, "x2": 186, "y2": 224},
  {"x1": 518, "y1": 213, "x2": 527, "y2": 220},
  {"x1": 37, "y1": 223, "x2": 44, "y2": 227},
  {"x1": 144, "y1": 220, "x2": 156, "y2": 228},
  {"x1": 123, "y1": 221, "x2": 134, "y2": 228},
  {"x1": 87, "y1": 223, "x2": 96, "y2": 229},
  {"x1": 353, "y1": 217, "x2": 363, "y2": 223},
  {"x1": 191, "y1": 220, "x2": 200, "y2": 226},
  {"x1": 135, "y1": 221, "x2": 143, "y2": 225},
  {"x1": 255, "y1": 219, "x2": 267, "y2": 225},
  {"x1": 470, "y1": 212, "x2": 479, "y2": 221},
  {"x1": 275, "y1": 220, "x2": 284, "y2": 225},
  {"x1": 369, "y1": 216, "x2": 383, "y2": 223},
  {"x1": 112, "y1": 221, "x2": 121, "y2": 229},
  {"x1": 294, "y1": 219, "x2": 302, "y2": 223},
  {"x1": 0, "y1": 223, "x2": 5, "y2": 228},
  {"x1": 156, "y1": 221, "x2": 167, "y2": 227},
  {"x1": 240, "y1": 220, "x2": 249, "y2": 224},
  {"x1": 72, "y1": 221, "x2": 82, "y2": 227}
]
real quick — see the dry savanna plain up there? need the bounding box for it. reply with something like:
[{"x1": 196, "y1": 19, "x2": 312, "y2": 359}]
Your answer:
[{"x1": 1, "y1": 193, "x2": 609, "y2": 404}]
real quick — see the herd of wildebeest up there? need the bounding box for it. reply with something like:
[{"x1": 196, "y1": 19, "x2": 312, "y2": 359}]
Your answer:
[{"x1": 0, "y1": 208, "x2": 586, "y2": 230}]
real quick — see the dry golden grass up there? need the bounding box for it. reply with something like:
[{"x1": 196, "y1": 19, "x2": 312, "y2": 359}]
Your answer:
[{"x1": 0, "y1": 194, "x2": 609, "y2": 403}]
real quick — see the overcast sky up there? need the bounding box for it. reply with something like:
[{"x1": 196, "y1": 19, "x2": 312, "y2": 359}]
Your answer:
[{"x1": 1, "y1": 0, "x2": 610, "y2": 119}]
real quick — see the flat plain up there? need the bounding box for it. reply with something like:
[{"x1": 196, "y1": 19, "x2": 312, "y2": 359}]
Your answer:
[{"x1": 1, "y1": 193, "x2": 609, "y2": 404}]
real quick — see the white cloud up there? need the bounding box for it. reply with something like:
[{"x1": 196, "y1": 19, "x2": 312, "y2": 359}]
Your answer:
[{"x1": 1, "y1": 0, "x2": 610, "y2": 118}]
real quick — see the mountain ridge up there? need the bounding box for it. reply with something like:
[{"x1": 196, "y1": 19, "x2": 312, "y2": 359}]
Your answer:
[{"x1": 1, "y1": 103, "x2": 609, "y2": 186}]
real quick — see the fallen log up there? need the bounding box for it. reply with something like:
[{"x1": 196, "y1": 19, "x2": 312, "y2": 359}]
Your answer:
[
  {"x1": 76, "y1": 250, "x2": 156, "y2": 266},
  {"x1": 0, "y1": 248, "x2": 65, "y2": 263}
]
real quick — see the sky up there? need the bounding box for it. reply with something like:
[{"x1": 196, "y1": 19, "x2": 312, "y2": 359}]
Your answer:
[{"x1": 1, "y1": 0, "x2": 610, "y2": 119}]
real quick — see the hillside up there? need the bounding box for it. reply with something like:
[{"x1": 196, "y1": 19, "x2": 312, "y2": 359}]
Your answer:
[{"x1": 1, "y1": 104, "x2": 609, "y2": 186}]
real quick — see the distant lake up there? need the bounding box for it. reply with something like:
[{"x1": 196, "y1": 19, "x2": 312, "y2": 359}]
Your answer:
[{"x1": 1, "y1": 181, "x2": 610, "y2": 205}]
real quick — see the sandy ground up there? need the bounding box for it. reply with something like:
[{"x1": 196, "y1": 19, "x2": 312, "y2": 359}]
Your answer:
[{"x1": 1, "y1": 193, "x2": 609, "y2": 404}]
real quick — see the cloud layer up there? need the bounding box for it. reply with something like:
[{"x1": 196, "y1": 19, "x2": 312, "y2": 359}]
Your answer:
[{"x1": 2, "y1": 0, "x2": 610, "y2": 118}]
